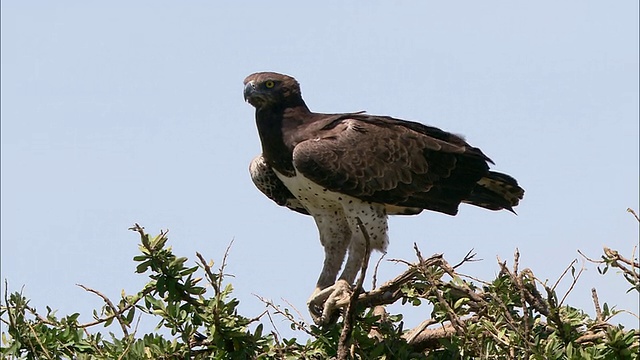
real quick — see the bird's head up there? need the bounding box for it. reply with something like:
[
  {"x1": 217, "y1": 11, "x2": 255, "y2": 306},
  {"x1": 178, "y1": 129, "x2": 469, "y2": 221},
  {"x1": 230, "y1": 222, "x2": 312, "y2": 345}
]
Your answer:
[{"x1": 243, "y1": 72, "x2": 304, "y2": 110}]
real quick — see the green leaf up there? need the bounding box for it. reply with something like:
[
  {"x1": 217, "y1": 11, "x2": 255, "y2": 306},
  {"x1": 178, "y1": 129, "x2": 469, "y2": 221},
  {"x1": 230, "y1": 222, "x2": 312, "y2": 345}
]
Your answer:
[
  {"x1": 133, "y1": 255, "x2": 148, "y2": 261},
  {"x1": 136, "y1": 260, "x2": 151, "y2": 274}
]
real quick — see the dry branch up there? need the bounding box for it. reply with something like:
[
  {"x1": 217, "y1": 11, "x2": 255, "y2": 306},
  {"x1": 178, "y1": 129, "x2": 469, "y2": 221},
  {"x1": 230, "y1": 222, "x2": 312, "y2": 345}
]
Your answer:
[{"x1": 348, "y1": 245, "x2": 638, "y2": 354}]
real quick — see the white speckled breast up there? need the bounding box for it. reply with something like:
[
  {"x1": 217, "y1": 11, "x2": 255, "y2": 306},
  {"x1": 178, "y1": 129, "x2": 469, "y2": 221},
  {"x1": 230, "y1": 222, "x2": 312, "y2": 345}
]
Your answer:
[{"x1": 274, "y1": 169, "x2": 389, "y2": 252}]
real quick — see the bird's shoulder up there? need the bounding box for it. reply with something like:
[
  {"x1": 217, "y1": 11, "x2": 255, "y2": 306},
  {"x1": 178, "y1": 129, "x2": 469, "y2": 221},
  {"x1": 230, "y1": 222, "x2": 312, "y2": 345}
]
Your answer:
[{"x1": 249, "y1": 155, "x2": 309, "y2": 215}]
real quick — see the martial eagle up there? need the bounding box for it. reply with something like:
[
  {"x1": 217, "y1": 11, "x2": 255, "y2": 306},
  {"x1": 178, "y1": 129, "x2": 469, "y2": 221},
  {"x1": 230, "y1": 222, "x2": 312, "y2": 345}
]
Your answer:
[{"x1": 244, "y1": 72, "x2": 524, "y2": 325}]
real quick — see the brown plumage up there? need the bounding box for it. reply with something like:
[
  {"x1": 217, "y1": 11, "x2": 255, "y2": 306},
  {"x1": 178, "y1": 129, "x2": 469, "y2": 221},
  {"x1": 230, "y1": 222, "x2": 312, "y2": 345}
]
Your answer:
[{"x1": 244, "y1": 71, "x2": 524, "y2": 324}]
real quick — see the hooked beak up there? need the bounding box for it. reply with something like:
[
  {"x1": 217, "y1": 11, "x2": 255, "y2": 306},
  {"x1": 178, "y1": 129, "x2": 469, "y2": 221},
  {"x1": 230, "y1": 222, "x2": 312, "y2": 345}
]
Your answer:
[{"x1": 243, "y1": 81, "x2": 255, "y2": 102}]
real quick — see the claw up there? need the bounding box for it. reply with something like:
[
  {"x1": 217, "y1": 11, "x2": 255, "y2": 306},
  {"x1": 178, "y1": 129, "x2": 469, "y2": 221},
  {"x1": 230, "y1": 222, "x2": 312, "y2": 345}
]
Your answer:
[{"x1": 307, "y1": 279, "x2": 352, "y2": 325}]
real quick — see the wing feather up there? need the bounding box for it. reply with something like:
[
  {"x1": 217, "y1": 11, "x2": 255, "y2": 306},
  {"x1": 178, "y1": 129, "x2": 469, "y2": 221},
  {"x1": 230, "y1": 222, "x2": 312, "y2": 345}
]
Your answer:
[
  {"x1": 292, "y1": 116, "x2": 491, "y2": 215},
  {"x1": 249, "y1": 155, "x2": 309, "y2": 215}
]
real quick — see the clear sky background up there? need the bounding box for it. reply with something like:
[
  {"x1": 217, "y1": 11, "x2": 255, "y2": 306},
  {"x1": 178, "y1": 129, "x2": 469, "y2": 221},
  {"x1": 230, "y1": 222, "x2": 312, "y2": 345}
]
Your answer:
[{"x1": 2, "y1": 2, "x2": 638, "y2": 338}]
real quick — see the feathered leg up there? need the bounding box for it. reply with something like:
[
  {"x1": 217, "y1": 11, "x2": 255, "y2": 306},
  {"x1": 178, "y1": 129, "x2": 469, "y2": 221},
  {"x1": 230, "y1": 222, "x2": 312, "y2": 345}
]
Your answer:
[{"x1": 310, "y1": 204, "x2": 389, "y2": 325}]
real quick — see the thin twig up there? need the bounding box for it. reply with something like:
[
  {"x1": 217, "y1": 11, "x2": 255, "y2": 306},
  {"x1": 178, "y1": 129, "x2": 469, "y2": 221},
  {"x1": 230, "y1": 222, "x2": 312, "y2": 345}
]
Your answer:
[
  {"x1": 591, "y1": 288, "x2": 603, "y2": 323},
  {"x1": 77, "y1": 286, "x2": 153, "y2": 328},
  {"x1": 559, "y1": 263, "x2": 584, "y2": 307},
  {"x1": 577, "y1": 249, "x2": 602, "y2": 264},
  {"x1": 455, "y1": 272, "x2": 492, "y2": 286},
  {"x1": 551, "y1": 258, "x2": 578, "y2": 292},
  {"x1": 196, "y1": 252, "x2": 218, "y2": 293},
  {"x1": 282, "y1": 298, "x2": 308, "y2": 328},
  {"x1": 413, "y1": 243, "x2": 425, "y2": 264},
  {"x1": 3, "y1": 280, "x2": 16, "y2": 332},
  {"x1": 219, "y1": 239, "x2": 236, "y2": 289},
  {"x1": 255, "y1": 295, "x2": 315, "y2": 337},
  {"x1": 388, "y1": 258, "x2": 414, "y2": 267},
  {"x1": 452, "y1": 249, "x2": 479, "y2": 269},
  {"x1": 77, "y1": 284, "x2": 129, "y2": 337},
  {"x1": 116, "y1": 313, "x2": 144, "y2": 360},
  {"x1": 24, "y1": 320, "x2": 54, "y2": 360},
  {"x1": 513, "y1": 248, "x2": 520, "y2": 275},
  {"x1": 264, "y1": 311, "x2": 281, "y2": 343},
  {"x1": 247, "y1": 309, "x2": 269, "y2": 324},
  {"x1": 517, "y1": 272, "x2": 531, "y2": 356},
  {"x1": 371, "y1": 252, "x2": 386, "y2": 290}
]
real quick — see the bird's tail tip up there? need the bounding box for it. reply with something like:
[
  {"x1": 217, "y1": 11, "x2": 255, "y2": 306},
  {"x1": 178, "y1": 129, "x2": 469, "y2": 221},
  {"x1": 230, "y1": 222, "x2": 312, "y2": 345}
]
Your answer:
[{"x1": 465, "y1": 171, "x2": 524, "y2": 212}]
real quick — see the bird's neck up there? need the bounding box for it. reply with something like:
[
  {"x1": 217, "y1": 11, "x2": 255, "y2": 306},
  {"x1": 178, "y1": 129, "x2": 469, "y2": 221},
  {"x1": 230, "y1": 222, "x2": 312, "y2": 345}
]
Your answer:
[{"x1": 255, "y1": 104, "x2": 312, "y2": 176}]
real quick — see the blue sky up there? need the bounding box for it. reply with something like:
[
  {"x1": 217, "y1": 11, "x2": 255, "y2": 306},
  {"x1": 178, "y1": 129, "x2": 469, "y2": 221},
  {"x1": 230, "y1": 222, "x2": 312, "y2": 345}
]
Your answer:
[{"x1": 1, "y1": 2, "x2": 638, "y2": 338}]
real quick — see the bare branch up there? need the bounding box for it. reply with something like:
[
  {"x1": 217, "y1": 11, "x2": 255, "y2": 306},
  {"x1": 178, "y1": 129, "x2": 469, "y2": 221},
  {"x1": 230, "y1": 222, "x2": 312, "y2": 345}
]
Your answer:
[
  {"x1": 403, "y1": 318, "x2": 438, "y2": 344},
  {"x1": 591, "y1": 288, "x2": 603, "y2": 323},
  {"x1": 254, "y1": 295, "x2": 315, "y2": 338},
  {"x1": 551, "y1": 258, "x2": 578, "y2": 292},
  {"x1": 371, "y1": 252, "x2": 386, "y2": 290},
  {"x1": 77, "y1": 284, "x2": 130, "y2": 337},
  {"x1": 24, "y1": 320, "x2": 54, "y2": 360},
  {"x1": 76, "y1": 286, "x2": 153, "y2": 329},
  {"x1": 357, "y1": 254, "x2": 444, "y2": 308},
  {"x1": 604, "y1": 247, "x2": 640, "y2": 273},
  {"x1": 404, "y1": 316, "x2": 480, "y2": 351},
  {"x1": 452, "y1": 249, "x2": 479, "y2": 269},
  {"x1": 559, "y1": 262, "x2": 585, "y2": 307},
  {"x1": 577, "y1": 249, "x2": 603, "y2": 264},
  {"x1": 196, "y1": 252, "x2": 218, "y2": 294}
]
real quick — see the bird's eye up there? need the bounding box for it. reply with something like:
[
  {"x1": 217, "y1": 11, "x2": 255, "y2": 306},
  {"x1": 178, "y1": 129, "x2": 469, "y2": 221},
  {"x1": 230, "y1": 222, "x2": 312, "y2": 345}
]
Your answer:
[{"x1": 264, "y1": 80, "x2": 275, "y2": 89}]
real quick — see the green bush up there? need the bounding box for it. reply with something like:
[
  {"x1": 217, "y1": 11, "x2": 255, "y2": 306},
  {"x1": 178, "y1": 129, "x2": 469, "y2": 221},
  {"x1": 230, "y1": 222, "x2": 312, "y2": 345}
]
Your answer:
[{"x1": 2, "y1": 214, "x2": 638, "y2": 359}]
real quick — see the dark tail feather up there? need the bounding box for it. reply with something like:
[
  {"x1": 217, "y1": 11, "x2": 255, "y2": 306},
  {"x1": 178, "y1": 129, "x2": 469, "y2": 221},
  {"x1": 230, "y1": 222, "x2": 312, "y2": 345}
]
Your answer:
[{"x1": 464, "y1": 171, "x2": 524, "y2": 213}]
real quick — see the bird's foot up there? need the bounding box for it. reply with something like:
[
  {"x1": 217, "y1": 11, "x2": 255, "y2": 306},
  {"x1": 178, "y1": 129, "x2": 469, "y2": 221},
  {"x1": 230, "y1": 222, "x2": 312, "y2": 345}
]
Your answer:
[{"x1": 307, "y1": 279, "x2": 352, "y2": 325}]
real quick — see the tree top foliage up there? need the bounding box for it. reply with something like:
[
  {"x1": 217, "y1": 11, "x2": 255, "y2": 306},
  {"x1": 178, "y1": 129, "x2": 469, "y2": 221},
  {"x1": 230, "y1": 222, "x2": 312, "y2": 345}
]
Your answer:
[{"x1": 1, "y1": 210, "x2": 639, "y2": 359}]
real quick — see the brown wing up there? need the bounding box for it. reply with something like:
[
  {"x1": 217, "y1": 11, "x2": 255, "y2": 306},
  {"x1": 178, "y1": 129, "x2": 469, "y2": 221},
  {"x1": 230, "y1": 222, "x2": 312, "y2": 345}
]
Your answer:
[{"x1": 292, "y1": 115, "x2": 492, "y2": 215}]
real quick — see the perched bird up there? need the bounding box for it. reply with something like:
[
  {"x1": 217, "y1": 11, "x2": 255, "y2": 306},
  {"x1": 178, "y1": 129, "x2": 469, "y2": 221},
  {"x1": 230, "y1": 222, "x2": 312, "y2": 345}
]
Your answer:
[{"x1": 244, "y1": 72, "x2": 524, "y2": 324}]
